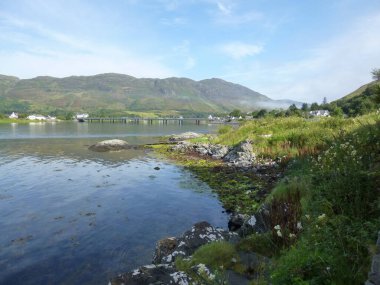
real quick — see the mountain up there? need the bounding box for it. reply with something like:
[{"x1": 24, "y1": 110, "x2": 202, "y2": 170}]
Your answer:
[
  {"x1": 332, "y1": 80, "x2": 380, "y2": 116},
  {"x1": 0, "y1": 73, "x2": 298, "y2": 116}
]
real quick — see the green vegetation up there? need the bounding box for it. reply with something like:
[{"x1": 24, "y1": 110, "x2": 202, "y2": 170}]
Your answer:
[
  {"x1": 160, "y1": 112, "x2": 379, "y2": 284},
  {"x1": 0, "y1": 73, "x2": 277, "y2": 116}
]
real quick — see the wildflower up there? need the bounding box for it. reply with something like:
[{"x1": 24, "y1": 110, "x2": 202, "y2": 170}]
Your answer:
[
  {"x1": 274, "y1": 225, "x2": 281, "y2": 230},
  {"x1": 317, "y1": 213, "x2": 326, "y2": 221},
  {"x1": 289, "y1": 233, "x2": 296, "y2": 239},
  {"x1": 305, "y1": 214, "x2": 310, "y2": 220},
  {"x1": 297, "y1": 222, "x2": 303, "y2": 230},
  {"x1": 276, "y1": 230, "x2": 282, "y2": 237},
  {"x1": 209, "y1": 274, "x2": 215, "y2": 280}
]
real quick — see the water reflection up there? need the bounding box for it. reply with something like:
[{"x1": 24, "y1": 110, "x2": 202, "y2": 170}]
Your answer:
[{"x1": 0, "y1": 122, "x2": 227, "y2": 285}]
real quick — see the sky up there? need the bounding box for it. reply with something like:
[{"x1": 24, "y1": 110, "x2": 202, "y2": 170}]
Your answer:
[{"x1": 0, "y1": 0, "x2": 380, "y2": 103}]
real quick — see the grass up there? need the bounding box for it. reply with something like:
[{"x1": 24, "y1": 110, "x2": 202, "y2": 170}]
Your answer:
[
  {"x1": 158, "y1": 112, "x2": 380, "y2": 284},
  {"x1": 0, "y1": 118, "x2": 31, "y2": 124}
]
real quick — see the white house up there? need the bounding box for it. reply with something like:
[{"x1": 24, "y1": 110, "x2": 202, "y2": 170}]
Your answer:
[
  {"x1": 27, "y1": 114, "x2": 47, "y2": 120},
  {"x1": 8, "y1": 112, "x2": 18, "y2": 119},
  {"x1": 309, "y1": 110, "x2": 330, "y2": 117},
  {"x1": 75, "y1": 113, "x2": 89, "y2": 119},
  {"x1": 208, "y1": 115, "x2": 213, "y2": 120}
]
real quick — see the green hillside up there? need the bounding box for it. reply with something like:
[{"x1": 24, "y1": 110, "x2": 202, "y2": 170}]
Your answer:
[
  {"x1": 332, "y1": 80, "x2": 380, "y2": 116},
  {"x1": 0, "y1": 73, "x2": 293, "y2": 116}
]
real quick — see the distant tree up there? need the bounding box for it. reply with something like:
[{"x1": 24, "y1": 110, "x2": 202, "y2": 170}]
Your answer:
[
  {"x1": 310, "y1": 102, "x2": 319, "y2": 111},
  {"x1": 371, "y1": 68, "x2": 380, "y2": 81},
  {"x1": 301, "y1": 103, "x2": 309, "y2": 111},
  {"x1": 323, "y1": 97, "x2": 328, "y2": 105},
  {"x1": 330, "y1": 106, "x2": 344, "y2": 117},
  {"x1": 256, "y1": 109, "x2": 267, "y2": 118},
  {"x1": 229, "y1": 109, "x2": 242, "y2": 118},
  {"x1": 289, "y1": 104, "x2": 298, "y2": 112}
]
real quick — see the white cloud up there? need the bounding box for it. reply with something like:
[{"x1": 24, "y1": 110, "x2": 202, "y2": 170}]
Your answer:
[
  {"x1": 219, "y1": 12, "x2": 380, "y2": 102},
  {"x1": 216, "y1": 1, "x2": 232, "y2": 15},
  {"x1": 0, "y1": 12, "x2": 175, "y2": 78},
  {"x1": 221, "y1": 42, "x2": 263, "y2": 59}
]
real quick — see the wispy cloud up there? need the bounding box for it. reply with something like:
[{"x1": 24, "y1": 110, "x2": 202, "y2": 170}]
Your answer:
[
  {"x1": 0, "y1": 12, "x2": 175, "y2": 78},
  {"x1": 220, "y1": 42, "x2": 263, "y2": 59},
  {"x1": 216, "y1": 1, "x2": 232, "y2": 15},
  {"x1": 220, "y1": 12, "x2": 380, "y2": 102}
]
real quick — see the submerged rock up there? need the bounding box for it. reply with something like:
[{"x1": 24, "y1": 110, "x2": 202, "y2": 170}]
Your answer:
[{"x1": 89, "y1": 139, "x2": 129, "y2": 152}]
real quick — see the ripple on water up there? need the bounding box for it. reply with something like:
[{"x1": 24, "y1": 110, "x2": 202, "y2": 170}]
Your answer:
[{"x1": 0, "y1": 153, "x2": 228, "y2": 285}]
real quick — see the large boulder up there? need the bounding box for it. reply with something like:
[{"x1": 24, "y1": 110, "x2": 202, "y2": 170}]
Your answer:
[
  {"x1": 89, "y1": 139, "x2": 129, "y2": 152},
  {"x1": 224, "y1": 140, "x2": 256, "y2": 168}
]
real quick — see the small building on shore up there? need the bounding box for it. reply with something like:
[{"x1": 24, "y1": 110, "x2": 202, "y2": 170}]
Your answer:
[
  {"x1": 8, "y1": 112, "x2": 18, "y2": 119},
  {"x1": 309, "y1": 110, "x2": 330, "y2": 117},
  {"x1": 27, "y1": 114, "x2": 47, "y2": 120}
]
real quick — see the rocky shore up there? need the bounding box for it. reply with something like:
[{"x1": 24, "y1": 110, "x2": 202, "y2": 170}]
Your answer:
[
  {"x1": 108, "y1": 133, "x2": 279, "y2": 285},
  {"x1": 109, "y1": 221, "x2": 271, "y2": 285}
]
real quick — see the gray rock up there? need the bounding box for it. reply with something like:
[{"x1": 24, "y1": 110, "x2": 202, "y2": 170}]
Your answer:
[
  {"x1": 154, "y1": 221, "x2": 239, "y2": 264},
  {"x1": 234, "y1": 204, "x2": 271, "y2": 236},
  {"x1": 209, "y1": 144, "x2": 230, "y2": 159},
  {"x1": 109, "y1": 264, "x2": 192, "y2": 285},
  {"x1": 224, "y1": 140, "x2": 256, "y2": 168},
  {"x1": 110, "y1": 221, "x2": 240, "y2": 284},
  {"x1": 89, "y1": 139, "x2": 129, "y2": 152},
  {"x1": 228, "y1": 213, "x2": 249, "y2": 231},
  {"x1": 238, "y1": 251, "x2": 270, "y2": 280},
  {"x1": 168, "y1": 132, "x2": 203, "y2": 142}
]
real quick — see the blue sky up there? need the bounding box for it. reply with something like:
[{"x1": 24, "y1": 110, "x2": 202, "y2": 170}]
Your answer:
[{"x1": 0, "y1": 0, "x2": 379, "y2": 102}]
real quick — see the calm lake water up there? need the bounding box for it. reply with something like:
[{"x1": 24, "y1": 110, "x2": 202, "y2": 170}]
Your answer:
[{"x1": 0, "y1": 121, "x2": 228, "y2": 285}]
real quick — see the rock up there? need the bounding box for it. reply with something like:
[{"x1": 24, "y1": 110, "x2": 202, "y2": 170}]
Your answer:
[
  {"x1": 366, "y1": 231, "x2": 380, "y2": 285},
  {"x1": 168, "y1": 132, "x2": 203, "y2": 142},
  {"x1": 152, "y1": 237, "x2": 177, "y2": 264},
  {"x1": 232, "y1": 205, "x2": 271, "y2": 237},
  {"x1": 228, "y1": 213, "x2": 249, "y2": 231},
  {"x1": 209, "y1": 144, "x2": 230, "y2": 159},
  {"x1": 110, "y1": 221, "x2": 240, "y2": 284},
  {"x1": 109, "y1": 264, "x2": 192, "y2": 285},
  {"x1": 154, "y1": 166, "x2": 160, "y2": 170},
  {"x1": 224, "y1": 140, "x2": 256, "y2": 168},
  {"x1": 170, "y1": 142, "x2": 230, "y2": 160},
  {"x1": 88, "y1": 139, "x2": 129, "y2": 152},
  {"x1": 238, "y1": 251, "x2": 270, "y2": 280},
  {"x1": 225, "y1": 269, "x2": 251, "y2": 285},
  {"x1": 154, "y1": 221, "x2": 239, "y2": 264}
]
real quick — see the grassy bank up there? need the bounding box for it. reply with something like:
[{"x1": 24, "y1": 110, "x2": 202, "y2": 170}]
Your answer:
[
  {"x1": 156, "y1": 113, "x2": 380, "y2": 284},
  {"x1": 0, "y1": 118, "x2": 31, "y2": 124}
]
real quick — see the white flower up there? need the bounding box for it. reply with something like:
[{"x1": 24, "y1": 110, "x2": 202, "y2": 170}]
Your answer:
[
  {"x1": 297, "y1": 222, "x2": 303, "y2": 230},
  {"x1": 276, "y1": 230, "x2": 282, "y2": 237},
  {"x1": 317, "y1": 213, "x2": 326, "y2": 221},
  {"x1": 274, "y1": 225, "x2": 281, "y2": 230},
  {"x1": 289, "y1": 233, "x2": 296, "y2": 239}
]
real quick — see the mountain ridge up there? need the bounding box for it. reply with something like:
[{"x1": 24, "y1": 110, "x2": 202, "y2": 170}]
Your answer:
[{"x1": 0, "y1": 73, "x2": 301, "y2": 115}]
